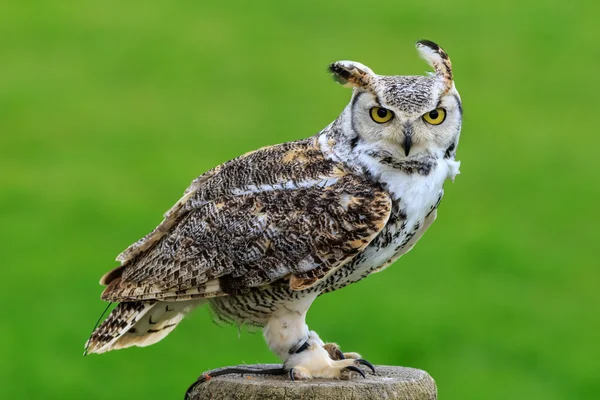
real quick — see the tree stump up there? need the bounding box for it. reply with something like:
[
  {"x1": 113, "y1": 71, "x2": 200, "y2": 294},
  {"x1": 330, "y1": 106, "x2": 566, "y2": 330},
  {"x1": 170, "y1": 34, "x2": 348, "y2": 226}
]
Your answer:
[{"x1": 187, "y1": 364, "x2": 437, "y2": 400}]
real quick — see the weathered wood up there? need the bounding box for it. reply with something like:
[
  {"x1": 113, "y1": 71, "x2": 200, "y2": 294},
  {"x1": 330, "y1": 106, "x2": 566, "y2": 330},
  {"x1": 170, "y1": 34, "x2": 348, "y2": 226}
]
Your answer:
[{"x1": 187, "y1": 364, "x2": 437, "y2": 400}]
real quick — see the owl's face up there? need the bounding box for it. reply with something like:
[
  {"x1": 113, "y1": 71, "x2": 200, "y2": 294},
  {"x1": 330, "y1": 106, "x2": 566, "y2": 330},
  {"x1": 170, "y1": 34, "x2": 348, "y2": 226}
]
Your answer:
[{"x1": 330, "y1": 40, "x2": 462, "y2": 159}]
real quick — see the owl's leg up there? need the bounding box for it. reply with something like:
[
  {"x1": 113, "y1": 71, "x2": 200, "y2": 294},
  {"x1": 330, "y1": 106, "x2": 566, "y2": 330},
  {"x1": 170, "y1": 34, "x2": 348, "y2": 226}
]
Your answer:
[{"x1": 263, "y1": 300, "x2": 375, "y2": 380}]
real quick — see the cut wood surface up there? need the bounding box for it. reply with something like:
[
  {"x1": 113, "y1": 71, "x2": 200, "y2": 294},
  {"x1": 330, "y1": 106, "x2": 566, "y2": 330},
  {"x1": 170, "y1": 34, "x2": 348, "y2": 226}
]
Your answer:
[{"x1": 187, "y1": 364, "x2": 437, "y2": 399}]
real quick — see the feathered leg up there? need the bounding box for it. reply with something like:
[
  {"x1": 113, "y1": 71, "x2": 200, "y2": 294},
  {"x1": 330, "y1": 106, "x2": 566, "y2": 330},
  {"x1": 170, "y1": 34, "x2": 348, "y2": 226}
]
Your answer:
[{"x1": 262, "y1": 295, "x2": 375, "y2": 380}]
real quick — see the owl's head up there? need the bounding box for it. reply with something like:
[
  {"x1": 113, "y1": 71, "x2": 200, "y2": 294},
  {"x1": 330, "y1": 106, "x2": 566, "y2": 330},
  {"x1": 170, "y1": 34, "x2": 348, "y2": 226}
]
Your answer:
[{"x1": 330, "y1": 40, "x2": 461, "y2": 159}]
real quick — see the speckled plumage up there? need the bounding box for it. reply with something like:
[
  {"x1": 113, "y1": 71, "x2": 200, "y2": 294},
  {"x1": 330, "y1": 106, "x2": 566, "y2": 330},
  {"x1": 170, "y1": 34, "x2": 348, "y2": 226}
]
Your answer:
[
  {"x1": 99, "y1": 138, "x2": 390, "y2": 304},
  {"x1": 86, "y1": 40, "x2": 463, "y2": 382}
]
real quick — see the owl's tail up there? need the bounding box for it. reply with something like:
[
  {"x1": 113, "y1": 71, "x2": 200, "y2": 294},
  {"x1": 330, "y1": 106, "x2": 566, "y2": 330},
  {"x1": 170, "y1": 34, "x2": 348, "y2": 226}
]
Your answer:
[{"x1": 84, "y1": 300, "x2": 202, "y2": 355}]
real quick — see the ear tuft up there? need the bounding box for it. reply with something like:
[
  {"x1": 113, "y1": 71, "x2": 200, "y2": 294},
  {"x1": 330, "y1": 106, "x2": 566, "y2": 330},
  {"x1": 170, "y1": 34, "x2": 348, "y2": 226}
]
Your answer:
[
  {"x1": 328, "y1": 61, "x2": 374, "y2": 89},
  {"x1": 415, "y1": 40, "x2": 453, "y2": 92}
]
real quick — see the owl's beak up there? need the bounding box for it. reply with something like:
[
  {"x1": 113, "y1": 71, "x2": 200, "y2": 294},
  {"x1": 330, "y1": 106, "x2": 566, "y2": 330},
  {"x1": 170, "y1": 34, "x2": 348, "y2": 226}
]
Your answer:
[
  {"x1": 402, "y1": 136, "x2": 412, "y2": 156},
  {"x1": 402, "y1": 125, "x2": 413, "y2": 156}
]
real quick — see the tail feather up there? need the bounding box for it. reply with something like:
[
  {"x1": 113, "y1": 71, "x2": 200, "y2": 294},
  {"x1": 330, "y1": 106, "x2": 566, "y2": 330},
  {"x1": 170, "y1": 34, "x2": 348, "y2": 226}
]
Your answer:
[{"x1": 85, "y1": 300, "x2": 201, "y2": 355}]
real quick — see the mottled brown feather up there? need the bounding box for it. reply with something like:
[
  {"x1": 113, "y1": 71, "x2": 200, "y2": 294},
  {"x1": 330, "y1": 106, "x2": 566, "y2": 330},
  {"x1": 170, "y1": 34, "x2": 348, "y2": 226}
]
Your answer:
[{"x1": 100, "y1": 138, "x2": 391, "y2": 302}]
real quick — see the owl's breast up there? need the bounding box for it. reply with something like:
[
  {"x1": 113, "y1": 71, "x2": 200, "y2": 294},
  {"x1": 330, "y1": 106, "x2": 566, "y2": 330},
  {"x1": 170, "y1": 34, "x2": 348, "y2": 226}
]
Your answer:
[{"x1": 320, "y1": 156, "x2": 455, "y2": 293}]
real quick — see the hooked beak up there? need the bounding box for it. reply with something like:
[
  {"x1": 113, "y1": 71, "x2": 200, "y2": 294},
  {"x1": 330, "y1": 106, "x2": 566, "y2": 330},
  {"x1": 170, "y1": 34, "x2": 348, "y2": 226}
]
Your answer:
[
  {"x1": 402, "y1": 135, "x2": 412, "y2": 156},
  {"x1": 402, "y1": 124, "x2": 413, "y2": 156}
]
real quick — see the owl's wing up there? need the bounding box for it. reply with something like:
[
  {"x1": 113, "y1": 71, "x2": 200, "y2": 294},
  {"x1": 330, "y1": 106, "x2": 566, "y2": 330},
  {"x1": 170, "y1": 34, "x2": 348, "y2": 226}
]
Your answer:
[{"x1": 100, "y1": 140, "x2": 391, "y2": 302}]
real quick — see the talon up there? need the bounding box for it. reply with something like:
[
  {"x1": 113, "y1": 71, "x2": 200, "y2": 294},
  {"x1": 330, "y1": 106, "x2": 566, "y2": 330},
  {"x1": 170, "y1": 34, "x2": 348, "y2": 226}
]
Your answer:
[
  {"x1": 185, "y1": 366, "x2": 286, "y2": 398},
  {"x1": 344, "y1": 365, "x2": 366, "y2": 379},
  {"x1": 184, "y1": 374, "x2": 210, "y2": 400},
  {"x1": 335, "y1": 348, "x2": 345, "y2": 360},
  {"x1": 289, "y1": 368, "x2": 295, "y2": 381},
  {"x1": 357, "y1": 359, "x2": 375, "y2": 374}
]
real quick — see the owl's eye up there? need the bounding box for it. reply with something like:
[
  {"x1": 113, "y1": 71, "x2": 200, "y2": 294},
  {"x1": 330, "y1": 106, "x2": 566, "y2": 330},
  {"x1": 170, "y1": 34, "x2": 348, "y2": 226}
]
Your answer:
[
  {"x1": 422, "y1": 108, "x2": 446, "y2": 125},
  {"x1": 370, "y1": 107, "x2": 394, "y2": 123}
]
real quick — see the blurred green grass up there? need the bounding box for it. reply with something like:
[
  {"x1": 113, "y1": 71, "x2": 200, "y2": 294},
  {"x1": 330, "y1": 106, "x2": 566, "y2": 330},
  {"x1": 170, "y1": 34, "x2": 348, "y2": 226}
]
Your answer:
[{"x1": 1, "y1": 1, "x2": 598, "y2": 399}]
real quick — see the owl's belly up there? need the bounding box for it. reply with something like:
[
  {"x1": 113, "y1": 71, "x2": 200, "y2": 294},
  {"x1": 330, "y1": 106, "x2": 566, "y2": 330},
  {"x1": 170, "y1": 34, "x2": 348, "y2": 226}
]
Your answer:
[{"x1": 208, "y1": 196, "x2": 441, "y2": 327}]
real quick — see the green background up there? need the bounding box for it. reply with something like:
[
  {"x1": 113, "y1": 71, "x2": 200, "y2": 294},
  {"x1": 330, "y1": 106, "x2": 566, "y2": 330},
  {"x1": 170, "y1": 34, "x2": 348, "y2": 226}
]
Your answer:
[{"x1": 1, "y1": 1, "x2": 598, "y2": 399}]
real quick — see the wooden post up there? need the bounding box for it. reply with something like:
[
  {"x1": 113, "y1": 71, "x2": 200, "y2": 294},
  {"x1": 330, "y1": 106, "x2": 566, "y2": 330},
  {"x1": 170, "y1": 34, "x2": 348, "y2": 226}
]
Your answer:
[{"x1": 187, "y1": 364, "x2": 437, "y2": 400}]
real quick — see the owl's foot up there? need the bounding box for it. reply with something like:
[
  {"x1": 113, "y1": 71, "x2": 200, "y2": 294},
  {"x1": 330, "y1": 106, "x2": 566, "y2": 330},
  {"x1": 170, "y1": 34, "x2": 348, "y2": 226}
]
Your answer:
[
  {"x1": 285, "y1": 332, "x2": 375, "y2": 380},
  {"x1": 288, "y1": 358, "x2": 375, "y2": 380}
]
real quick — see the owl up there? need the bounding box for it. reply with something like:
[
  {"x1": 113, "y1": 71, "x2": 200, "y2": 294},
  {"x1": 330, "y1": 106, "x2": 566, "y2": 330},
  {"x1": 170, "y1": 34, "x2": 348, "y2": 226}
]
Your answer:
[{"x1": 86, "y1": 40, "x2": 462, "y2": 386}]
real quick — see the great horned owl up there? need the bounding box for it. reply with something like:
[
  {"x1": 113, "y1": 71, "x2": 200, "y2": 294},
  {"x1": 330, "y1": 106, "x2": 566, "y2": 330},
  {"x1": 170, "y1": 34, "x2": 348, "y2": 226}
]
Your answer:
[{"x1": 86, "y1": 40, "x2": 462, "y2": 384}]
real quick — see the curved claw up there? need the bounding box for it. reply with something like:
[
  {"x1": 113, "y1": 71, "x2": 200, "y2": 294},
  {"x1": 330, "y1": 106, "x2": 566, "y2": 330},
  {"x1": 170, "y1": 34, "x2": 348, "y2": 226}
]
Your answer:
[
  {"x1": 335, "y1": 348, "x2": 346, "y2": 360},
  {"x1": 184, "y1": 367, "x2": 287, "y2": 399},
  {"x1": 184, "y1": 374, "x2": 210, "y2": 400},
  {"x1": 344, "y1": 365, "x2": 366, "y2": 379},
  {"x1": 289, "y1": 368, "x2": 295, "y2": 381},
  {"x1": 356, "y1": 359, "x2": 376, "y2": 374},
  {"x1": 184, "y1": 385, "x2": 194, "y2": 400}
]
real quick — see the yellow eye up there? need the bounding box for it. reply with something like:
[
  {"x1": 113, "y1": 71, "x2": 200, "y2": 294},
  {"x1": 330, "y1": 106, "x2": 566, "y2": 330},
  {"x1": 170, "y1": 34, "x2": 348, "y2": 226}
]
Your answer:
[
  {"x1": 422, "y1": 108, "x2": 446, "y2": 125},
  {"x1": 370, "y1": 107, "x2": 394, "y2": 123}
]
